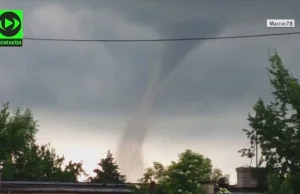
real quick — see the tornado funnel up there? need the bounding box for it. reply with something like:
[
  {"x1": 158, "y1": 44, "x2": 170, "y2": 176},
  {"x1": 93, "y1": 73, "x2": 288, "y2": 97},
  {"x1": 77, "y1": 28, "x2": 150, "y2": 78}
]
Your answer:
[{"x1": 106, "y1": 21, "x2": 224, "y2": 179}]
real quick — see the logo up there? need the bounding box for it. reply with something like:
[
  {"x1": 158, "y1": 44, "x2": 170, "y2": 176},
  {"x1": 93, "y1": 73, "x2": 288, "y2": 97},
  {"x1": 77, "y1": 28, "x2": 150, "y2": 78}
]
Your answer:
[{"x1": 0, "y1": 10, "x2": 23, "y2": 47}]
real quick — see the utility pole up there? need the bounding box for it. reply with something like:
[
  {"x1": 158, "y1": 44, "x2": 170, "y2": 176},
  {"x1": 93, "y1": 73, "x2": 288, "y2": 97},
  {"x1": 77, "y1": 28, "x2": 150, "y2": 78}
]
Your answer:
[{"x1": 255, "y1": 129, "x2": 258, "y2": 168}]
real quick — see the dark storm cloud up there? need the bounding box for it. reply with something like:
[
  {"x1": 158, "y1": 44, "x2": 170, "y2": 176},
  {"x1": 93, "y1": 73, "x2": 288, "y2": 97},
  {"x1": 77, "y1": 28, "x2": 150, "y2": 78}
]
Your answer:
[
  {"x1": 0, "y1": 0, "x2": 300, "y2": 114},
  {"x1": 91, "y1": 0, "x2": 300, "y2": 113}
]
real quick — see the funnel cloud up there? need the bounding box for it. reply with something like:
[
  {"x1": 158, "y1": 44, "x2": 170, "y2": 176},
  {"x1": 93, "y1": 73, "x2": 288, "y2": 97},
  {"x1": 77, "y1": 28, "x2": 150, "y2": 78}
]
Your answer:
[{"x1": 115, "y1": 21, "x2": 224, "y2": 177}]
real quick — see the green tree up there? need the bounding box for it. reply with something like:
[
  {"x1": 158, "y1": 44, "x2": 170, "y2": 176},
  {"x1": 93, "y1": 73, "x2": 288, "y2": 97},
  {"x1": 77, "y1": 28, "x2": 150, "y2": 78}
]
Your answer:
[
  {"x1": 266, "y1": 174, "x2": 294, "y2": 194},
  {"x1": 88, "y1": 150, "x2": 126, "y2": 183},
  {"x1": 2, "y1": 143, "x2": 86, "y2": 181},
  {"x1": 211, "y1": 168, "x2": 230, "y2": 184},
  {"x1": 239, "y1": 52, "x2": 300, "y2": 192},
  {"x1": 137, "y1": 150, "x2": 230, "y2": 193},
  {"x1": 0, "y1": 103, "x2": 37, "y2": 164},
  {"x1": 137, "y1": 150, "x2": 214, "y2": 193},
  {"x1": 0, "y1": 103, "x2": 86, "y2": 182},
  {"x1": 62, "y1": 160, "x2": 86, "y2": 182},
  {"x1": 160, "y1": 149, "x2": 212, "y2": 193},
  {"x1": 138, "y1": 162, "x2": 165, "y2": 184}
]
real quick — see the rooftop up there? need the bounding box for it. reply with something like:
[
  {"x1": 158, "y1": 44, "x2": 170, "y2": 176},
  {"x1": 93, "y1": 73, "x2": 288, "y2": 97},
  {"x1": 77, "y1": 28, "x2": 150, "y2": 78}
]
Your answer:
[{"x1": 0, "y1": 181, "x2": 133, "y2": 193}]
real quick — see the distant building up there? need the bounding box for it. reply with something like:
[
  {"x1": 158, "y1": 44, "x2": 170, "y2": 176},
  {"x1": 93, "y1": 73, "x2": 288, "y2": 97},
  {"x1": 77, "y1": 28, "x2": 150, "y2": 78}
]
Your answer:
[
  {"x1": 0, "y1": 181, "x2": 133, "y2": 194},
  {"x1": 236, "y1": 167, "x2": 258, "y2": 188},
  {"x1": 201, "y1": 167, "x2": 265, "y2": 194},
  {"x1": 230, "y1": 167, "x2": 264, "y2": 194}
]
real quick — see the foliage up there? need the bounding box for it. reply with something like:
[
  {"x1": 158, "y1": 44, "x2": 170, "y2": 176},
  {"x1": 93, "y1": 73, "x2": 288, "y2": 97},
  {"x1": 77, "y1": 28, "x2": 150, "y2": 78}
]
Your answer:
[
  {"x1": 88, "y1": 150, "x2": 126, "y2": 183},
  {"x1": 159, "y1": 150, "x2": 211, "y2": 193},
  {"x1": 251, "y1": 167, "x2": 268, "y2": 190},
  {"x1": 62, "y1": 160, "x2": 86, "y2": 182},
  {"x1": 2, "y1": 143, "x2": 86, "y2": 181},
  {"x1": 266, "y1": 174, "x2": 293, "y2": 194},
  {"x1": 130, "y1": 184, "x2": 149, "y2": 194},
  {"x1": 239, "y1": 52, "x2": 300, "y2": 192},
  {"x1": 0, "y1": 103, "x2": 86, "y2": 182},
  {"x1": 138, "y1": 150, "x2": 216, "y2": 194},
  {"x1": 0, "y1": 103, "x2": 37, "y2": 163},
  {"x1": 138, "y1": 162, "x2": 165, "y2": 184},
  {"x1": 137, "y1": 150, "x2": 231, "y2": 193},
  {"x1": 211, "y1": 168, "x2": 230, "y2": 184}
]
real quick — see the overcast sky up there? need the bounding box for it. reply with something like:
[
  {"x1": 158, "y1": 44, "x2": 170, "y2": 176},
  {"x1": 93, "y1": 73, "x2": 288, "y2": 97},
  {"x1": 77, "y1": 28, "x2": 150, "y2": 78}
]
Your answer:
[{"x1": 1, "y1": 0, "x2": 300, "y2": 183}]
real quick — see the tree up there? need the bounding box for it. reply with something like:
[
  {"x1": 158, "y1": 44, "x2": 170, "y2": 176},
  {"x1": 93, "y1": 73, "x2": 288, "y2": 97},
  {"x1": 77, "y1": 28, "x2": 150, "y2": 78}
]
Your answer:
[
  {"x1": 0, "y1": 103, "x2": 37, "y2": 164},
  {"x1": 138, "y1": 162, "x2": 165, "y2": 184},
  {"x1": 159, "y1": 149, "x2": 212, "y2": 193},
  {"x1": 88, "y1": 150, "x2": 126, "y2": 183},
  {"x1": 0, "y1": 103, "x2": 86, "y2": 182},
  {"x1": 239, "y1": 52, "x2": 300, "y2": 192},
  {"x1": 137, "y1": 150, "x2": 223, "y2": 193},
  {"x1": 266, "y1": 174, "x2": 294, "y2": 194},
  {"x1": 62, "y1": 160, "x2": 86, "y2": 182},
  {"x1": 211, "y1": 168, "x2": 230, "y2": 184},
  {"x1": 137, "y1": 150, "x2": 231, "y2": 193},
  {"x1": 2, "y1": 143, "x2": 86, "y2": 181}
]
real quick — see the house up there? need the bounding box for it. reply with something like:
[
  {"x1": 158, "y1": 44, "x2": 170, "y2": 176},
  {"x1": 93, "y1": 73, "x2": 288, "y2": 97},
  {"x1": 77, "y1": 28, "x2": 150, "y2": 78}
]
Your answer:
[{"x1": 0, "y1": 181, "x2": 133, "y2": 194}]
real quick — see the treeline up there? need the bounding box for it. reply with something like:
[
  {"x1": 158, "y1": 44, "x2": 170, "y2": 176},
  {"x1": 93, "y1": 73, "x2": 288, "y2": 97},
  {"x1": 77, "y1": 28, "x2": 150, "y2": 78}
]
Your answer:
[
  {"x1": 0, "y1": 102, "x2": 229, "y2": 188},
  {"x1": 0, "y1": 102, "x2": 231, "y2": 194},
  {"x1": 1, "y1": 52, "x2": 300, "y2": 194}
]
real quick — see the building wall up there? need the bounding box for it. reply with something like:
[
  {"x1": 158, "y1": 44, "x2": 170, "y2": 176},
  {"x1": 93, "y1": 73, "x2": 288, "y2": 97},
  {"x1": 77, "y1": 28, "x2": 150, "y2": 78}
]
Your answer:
[
  {"x1": 202, "y1": 184, "x2": 214, "y2": 194},
  {"x1": 236, "y1": 167, "x2": 258, "y2": 188}
]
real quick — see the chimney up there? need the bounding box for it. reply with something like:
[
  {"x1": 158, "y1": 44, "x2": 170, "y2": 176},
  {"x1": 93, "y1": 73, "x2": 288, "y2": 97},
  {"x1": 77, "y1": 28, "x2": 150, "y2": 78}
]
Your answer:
[{"x1": 236, "y1": 167, "x2": 258, "y2": 188}]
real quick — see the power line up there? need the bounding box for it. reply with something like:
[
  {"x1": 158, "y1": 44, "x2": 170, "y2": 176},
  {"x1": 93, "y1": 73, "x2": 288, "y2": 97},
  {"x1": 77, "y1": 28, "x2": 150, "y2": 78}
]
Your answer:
[{"x1": 23, "y1": 31, "x2": 300, "y2": 42}]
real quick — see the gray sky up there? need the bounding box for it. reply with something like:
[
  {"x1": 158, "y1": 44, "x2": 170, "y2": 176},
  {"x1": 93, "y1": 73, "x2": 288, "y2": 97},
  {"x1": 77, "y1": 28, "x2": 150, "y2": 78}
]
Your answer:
[{"x1": 1, "y1": 0, "x2": 300, "y2": 183}]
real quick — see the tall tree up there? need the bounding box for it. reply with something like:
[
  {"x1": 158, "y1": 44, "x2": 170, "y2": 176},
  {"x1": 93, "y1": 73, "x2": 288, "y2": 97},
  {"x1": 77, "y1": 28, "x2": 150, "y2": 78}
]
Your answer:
[
  {"x1": 137, "y1": 150, "x2": 230, "y2": 193},
  {"x1": 160, "y1": 149, "x2": 212, "y2": 193},
  {"x1": 0, "y1": 103, "x2": 37, "y2": 164},
  {"x1": 89, "y1": 150, "x2": 126, "y2": 183},
  {"x1": 0, "y1": 103, "x2": 86, "y2": 182},
  {"x1": 239, "y1": 52, "x2": 300, "y2": 191}
]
